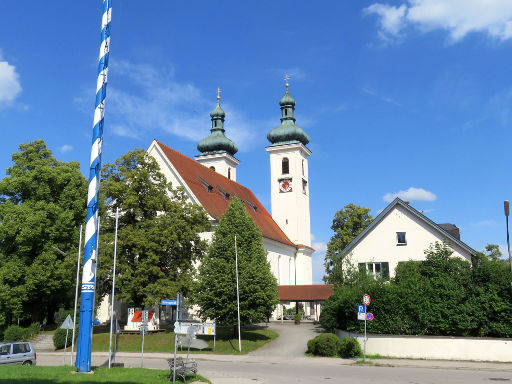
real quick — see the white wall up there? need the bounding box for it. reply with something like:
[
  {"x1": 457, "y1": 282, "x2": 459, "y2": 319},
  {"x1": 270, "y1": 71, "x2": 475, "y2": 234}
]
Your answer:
[
  {"x1": 266, "y1": 143, "x2": 311, "y2": 247},
  {"x1": 347, "y1": 204, "x2": 472, "y2": 277},
  {"x1": 337, "y1": 330, "x2": 512, "y2": 362},
  {"x1": 195, "y1": 152, "x2": 239, "y2": 182}
]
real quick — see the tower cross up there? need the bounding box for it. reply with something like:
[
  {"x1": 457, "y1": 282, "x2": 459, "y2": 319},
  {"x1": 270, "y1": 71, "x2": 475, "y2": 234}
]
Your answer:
[
  {"x1": 217, "y1": 87, "x2": 221, "y2": 100},
  {"x1": 284, "y1": 74, "x2": 290, "y2": 89}
]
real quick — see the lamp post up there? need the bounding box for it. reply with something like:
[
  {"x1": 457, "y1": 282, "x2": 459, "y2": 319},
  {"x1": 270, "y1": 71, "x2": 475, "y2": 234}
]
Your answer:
[{"x1": 505, "y1": 201, "x2": 511, "y2": 289}]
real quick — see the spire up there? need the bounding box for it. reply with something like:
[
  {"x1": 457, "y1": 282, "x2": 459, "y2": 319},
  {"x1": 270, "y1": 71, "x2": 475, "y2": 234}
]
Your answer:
[
  {"x1": 267, "y1": 76, "x2": 310, "y2": 146},
  {"x1": 197, "y1": 89, "x2": 238, "y2": 156}
]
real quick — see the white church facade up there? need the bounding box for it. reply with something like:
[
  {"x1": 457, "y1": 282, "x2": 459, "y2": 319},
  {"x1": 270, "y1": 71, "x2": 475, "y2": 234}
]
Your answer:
[{"x1": 97, "y1": 83, "x2": 326, "y2": 323}]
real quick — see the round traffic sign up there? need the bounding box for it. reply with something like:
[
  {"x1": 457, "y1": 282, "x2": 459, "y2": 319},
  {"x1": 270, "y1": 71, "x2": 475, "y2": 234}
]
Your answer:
[
  {"x1": 363, "y1": 294, "x2": 371, "y2": 306},
  {"x1": 366, "y1": 313, "x2": 374, "y2": 321}
]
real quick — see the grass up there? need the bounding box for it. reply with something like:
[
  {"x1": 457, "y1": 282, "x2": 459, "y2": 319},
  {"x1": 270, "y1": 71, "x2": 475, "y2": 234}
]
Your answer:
[
  {"x1": 0, "y1": 365, "x2": 210, "y2": 383},
  {"x1": 82, "y1": 326, "x2": 278, "y2": 355}
]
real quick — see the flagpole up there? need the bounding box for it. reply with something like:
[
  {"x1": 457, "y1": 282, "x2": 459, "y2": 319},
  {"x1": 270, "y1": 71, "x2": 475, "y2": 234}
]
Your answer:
[
  {"x1": 71, "y1": 224, "x2": 83, "y2": 366},
  {"x1": 108, "y1": 207, "x2": 119, "y2": 368},
  {"x1": 76, "y1": 0, "x2": 112, "y2": 373},
  {"x1": 235, "y1": 235, "x2": 241, "y2": 352}
]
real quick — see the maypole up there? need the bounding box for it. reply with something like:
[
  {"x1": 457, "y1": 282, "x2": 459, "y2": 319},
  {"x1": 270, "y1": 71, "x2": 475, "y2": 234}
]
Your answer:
[{"x1": 76, "y1": 0, "x2": 112, "y2": 373}]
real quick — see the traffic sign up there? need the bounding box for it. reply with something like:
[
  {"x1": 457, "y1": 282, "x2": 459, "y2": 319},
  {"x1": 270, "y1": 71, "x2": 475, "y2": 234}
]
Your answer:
[
  {"x1": 142, "y1": 310, "x2": 148, "y2": 325},
  {"x1": 161, "y1": 299, "x2": 177, "y2": 306},
  {"x1": 357, "y1": 305, "x2": 366, "y2": 321},
  {"x1": 366, "y1": 313, "x2": 374, "y2": 321},
  {"x1": 60, "y1": 315, "x2": 74, "y2": 330},
  {"x1": 363, "y1": 294, "x2": 371, "y2": 306}
]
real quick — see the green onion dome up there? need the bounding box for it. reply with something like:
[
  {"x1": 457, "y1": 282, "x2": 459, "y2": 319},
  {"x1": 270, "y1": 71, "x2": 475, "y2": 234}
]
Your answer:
[{"x1": 197, "y1": 99, "x2": 238, "y2": 156}]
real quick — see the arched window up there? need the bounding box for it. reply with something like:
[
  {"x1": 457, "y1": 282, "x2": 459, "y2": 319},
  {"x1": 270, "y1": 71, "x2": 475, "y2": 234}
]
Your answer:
[
  {"x1": 210, "y1": 166, "x2": 215, "y2": 171},
  {"x1": 302, "y1": 159, "x2": 304, "y2": 176},
  {"x1": 282, "y1": 157, "x2": 289, "y2": 174},
  {"x1": 228, "y1": 168, "x2": 231, "y2": 180}
]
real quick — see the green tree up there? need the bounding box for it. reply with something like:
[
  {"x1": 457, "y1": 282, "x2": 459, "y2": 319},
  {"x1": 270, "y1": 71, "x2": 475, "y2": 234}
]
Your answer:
[
  {"x1": 194, "y1": 197, "x2": 279, "y2": 334},
  {"x1": 323, "y1": 204, "x2": 373, "y2": 284},
  {"x1": 484, "y1": 243, "x2": 502, "y2": 261},
  {"x1": 0, "y1": 140, "x2": 87, "y2": 326},
  {"x1": 96, "y1": 149, "x2": 209, "y2": 307}
]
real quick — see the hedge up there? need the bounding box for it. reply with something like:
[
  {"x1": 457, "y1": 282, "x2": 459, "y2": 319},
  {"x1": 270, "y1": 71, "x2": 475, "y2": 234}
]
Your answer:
[{"x1": 307, "y1": 333, "x2": 339, "y2": 357}]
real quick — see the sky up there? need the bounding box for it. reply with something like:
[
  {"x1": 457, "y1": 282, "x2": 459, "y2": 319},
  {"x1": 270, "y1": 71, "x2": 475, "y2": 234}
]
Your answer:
[{"x1": 1, "y1": 1, "x2": 511, "y2": 283}]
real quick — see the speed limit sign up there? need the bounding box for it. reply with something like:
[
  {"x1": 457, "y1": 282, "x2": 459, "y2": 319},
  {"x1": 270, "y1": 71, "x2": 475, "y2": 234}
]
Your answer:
[{"x1": 363, "y1": 294, "x2": 371, "y2": 306}]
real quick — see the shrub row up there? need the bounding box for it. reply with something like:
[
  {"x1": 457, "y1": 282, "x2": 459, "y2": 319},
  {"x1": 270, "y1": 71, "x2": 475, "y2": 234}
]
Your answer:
[
  {"x1": 307, "y1": 334, "x2": 362, "y2": 358},
  {"x1": 3, "y1": 323, "x2": 40, "y2": 341},
  {"x1": 320, "y1": 244, "x2": 512, "y2": 338},
  {"x1": 53, "y1": 327, "x2": 74, "y2": 349}
]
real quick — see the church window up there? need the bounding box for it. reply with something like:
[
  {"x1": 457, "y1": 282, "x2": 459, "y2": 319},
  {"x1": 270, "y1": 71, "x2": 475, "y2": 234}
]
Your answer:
[
  {"x1": 302, "y1": 160, "x2": 304, "y2": 176},
  {"x1": 302, "y1": 179, "x2": 307, "y2": 195},
  {"x1": 285, "y1": 109, "x2": 288, "y2": 116},
  {"x1": 245, "y1": 200, "x2": 257, "y2": 212},
  {"x1": 396, "y1": 232, "x2": 407, "y2": 245},
  {"x1": 199, "y1": 177, "x2": 213, "y2": 193},
  {"x1": 217, "y1": 186, "x2": 230, "y2": 200},
  {"x1": 282, "y1": 158, "x2": 289, "y2": 174},
  {"x1": 228, "y1": 168, "x2": 231, "y2": 180},
  {"x1": 210, "y1": 166, "x2": 215, "y2": 171}
]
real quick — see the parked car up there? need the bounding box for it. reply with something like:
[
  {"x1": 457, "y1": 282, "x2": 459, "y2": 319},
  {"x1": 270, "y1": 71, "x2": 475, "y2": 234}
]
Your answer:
[{"x1": 0, "y1": 341, "x2": 36, "y2": 365}]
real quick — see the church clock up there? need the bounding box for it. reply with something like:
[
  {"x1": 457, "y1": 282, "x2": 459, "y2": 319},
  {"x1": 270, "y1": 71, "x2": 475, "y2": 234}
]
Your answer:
[{"x1": 279, "y1": 179, "x2": 292, "y2": 193}]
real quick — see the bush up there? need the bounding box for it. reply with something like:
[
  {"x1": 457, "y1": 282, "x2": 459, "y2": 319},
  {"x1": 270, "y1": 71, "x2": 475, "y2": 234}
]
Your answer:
[
  {"x1": 294, "y1": 314, "x2": 302, "y2": 322},
  {"x1": 307, "y1": 333, "x2": 339, "y2": 357},
  {"x1": 4, "y1": 325, "x2": 25, "y2": 341},
  {"x1": 24, "y1": 323, "x2": 41, "y2": 340},
  {"x1": 53, "y1": 328, "x2": 73, "y2": 350},
  {"x1": 338, "y1": 337, "x2": 362, "y2": 358}
]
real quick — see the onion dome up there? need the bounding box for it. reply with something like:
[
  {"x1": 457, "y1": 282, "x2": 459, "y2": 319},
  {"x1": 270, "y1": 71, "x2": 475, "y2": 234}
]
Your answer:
[
  {"x1": 197, "y1": 95, "x2": 238, "y2": 156},
  {"x1": 267, "y1": 83, "x2": 310, "y2": 146}
]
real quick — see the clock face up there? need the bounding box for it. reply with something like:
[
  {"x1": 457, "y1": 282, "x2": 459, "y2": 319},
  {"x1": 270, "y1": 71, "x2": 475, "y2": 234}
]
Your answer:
[{"x1": 279, "y1": 179, "x2": 292, "y2": 193}]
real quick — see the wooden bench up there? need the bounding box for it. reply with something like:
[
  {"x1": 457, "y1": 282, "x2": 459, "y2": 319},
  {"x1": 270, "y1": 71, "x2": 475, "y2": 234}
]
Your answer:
[{"x1": 167, "y1": 357, "x2": 198, "y2": 382}]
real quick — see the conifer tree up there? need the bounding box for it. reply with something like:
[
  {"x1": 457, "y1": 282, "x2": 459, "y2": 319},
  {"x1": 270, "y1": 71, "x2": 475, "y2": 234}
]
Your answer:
[{"x1": 195, "y1": 197, "x2": 279, "y2": 331}]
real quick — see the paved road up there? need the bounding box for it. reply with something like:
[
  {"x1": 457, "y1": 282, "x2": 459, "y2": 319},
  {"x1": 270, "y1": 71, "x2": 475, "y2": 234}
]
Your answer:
[
  {"x1": 37, "y1": 351, "x2": 512, "y2": 384},
  {"x1": 249, "y1": 321, "x2": 323, "y2": 357}
]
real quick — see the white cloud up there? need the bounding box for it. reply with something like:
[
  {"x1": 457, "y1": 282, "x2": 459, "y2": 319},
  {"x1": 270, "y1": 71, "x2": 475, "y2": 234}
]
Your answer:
[
  {"x1": 0, "y1": 52, "x2": 22, "y2": 107},
  {"x1": 383, "y1": 187, "x2": 437, "y2": 202},
  {"x1": 83, "y1": 60, "x2": 258, "y2": 150},
  {"x1": 364, "y1": 0, "x2": 512, "y2": 42},
  {"x1": 59, "y1": 144, "x2": 74, "y2": 153},
  {"x1": 473, "y1": 220, "x2": 497, "y2": 227},
  {"x1": 312, "y1": 241, "x2": 328, "y2": 253}
]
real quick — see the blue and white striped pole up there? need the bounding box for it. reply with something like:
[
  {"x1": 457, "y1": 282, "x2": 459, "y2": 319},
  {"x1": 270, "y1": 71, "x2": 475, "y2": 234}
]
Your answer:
[{"x1": 76, "y1": 0, "x2": 112, "y2": 373}]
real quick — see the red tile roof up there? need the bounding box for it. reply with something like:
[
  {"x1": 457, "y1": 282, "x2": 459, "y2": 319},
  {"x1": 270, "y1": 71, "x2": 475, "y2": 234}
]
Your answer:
[
  {"x1": 155, "y1": 140, "x2": 295, "y2": 247},
  {"x1": 278, "y1": 285, "x2": 335, "y2": 301}
]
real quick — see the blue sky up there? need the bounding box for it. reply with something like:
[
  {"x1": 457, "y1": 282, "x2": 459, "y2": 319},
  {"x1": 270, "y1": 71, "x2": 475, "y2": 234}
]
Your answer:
[{"x1": 1, "y1": 1, "x2": 511, "y2": 282}]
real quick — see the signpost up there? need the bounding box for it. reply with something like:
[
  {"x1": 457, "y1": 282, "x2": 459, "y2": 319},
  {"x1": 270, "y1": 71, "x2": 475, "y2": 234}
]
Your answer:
[
  {"x1": 60, "y1": 315, "x2": 74, "y2": 365},
  {"x1": 161, "y1": 299, "x2": 177, "y2": 306},
  {"x1": 358, "y1": 294, "x2": 372, "y2": 361},
  {"x1": 141, "y1": 310, "x2": 148, "y2": 368}
]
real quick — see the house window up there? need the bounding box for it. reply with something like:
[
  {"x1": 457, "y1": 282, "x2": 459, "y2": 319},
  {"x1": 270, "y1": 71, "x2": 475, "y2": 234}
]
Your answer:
[
  {"x1": 359, "y1": 262, "x2": 390, "y2": 279},
  {"x1": 228, "y1": 168, "x2": 231, "y2": 180},
  {"x1": 396, "y1": 232, "x2": 407, "y2": 245},
  {"x1": 282, "y1": 158, "x2": 289, "y2": 174}
]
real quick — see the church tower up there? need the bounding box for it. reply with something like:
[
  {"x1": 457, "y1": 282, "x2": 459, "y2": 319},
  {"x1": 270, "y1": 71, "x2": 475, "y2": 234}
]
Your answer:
[
  {"x1": 196, "y1": 90, "x2": 239, "y2": 181},
  {"x1": 266, "y1": 80, "x2": 311, "y2": 247}
]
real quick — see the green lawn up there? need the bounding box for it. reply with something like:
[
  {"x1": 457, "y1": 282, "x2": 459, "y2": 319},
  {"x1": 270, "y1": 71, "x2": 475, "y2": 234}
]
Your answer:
[
  {"x1": 86, "y1": 326, "x2": 278, "y2": 354},
  {"x1": 0, "y1": 365, "x2": 209, "y2": 383}
]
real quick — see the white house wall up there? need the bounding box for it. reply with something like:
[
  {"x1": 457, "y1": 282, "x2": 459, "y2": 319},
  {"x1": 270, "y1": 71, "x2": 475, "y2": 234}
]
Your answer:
[{"x1": 347, "y1": 205, "x2": 472, "y2": 277}]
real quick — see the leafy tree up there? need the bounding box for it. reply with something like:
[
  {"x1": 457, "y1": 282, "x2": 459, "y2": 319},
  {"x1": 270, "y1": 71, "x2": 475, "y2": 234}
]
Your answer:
[
  {"x1": 0, "y1": 140, "x2": 87, "y2": 326},
  {"x1": 194, "y1": 197, "x2": 279, "y2": 334},
  {"x1": 484, "y1": 243, "x2": 502, "y2": 261},
  {"x1": 96, "y1": 149, "x2": 209, "y2": 308},
  {"x1": 323, "y1": 204, "x2": 373, "y2": 284}
]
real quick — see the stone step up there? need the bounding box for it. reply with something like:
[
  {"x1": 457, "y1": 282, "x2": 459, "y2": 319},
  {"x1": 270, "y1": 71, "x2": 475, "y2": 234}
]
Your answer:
[{"x1": 31, "y1": 333, "x2": 56, "y2": 351}]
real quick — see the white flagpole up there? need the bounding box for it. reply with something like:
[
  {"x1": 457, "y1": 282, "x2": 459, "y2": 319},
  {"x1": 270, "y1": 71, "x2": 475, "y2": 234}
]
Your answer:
[
  {"x1": 71, "y1": 224, "x2": 83, "y2": 365},
  {"x1": 235, "y1": 235, "x2": 241, "y2": 352},
  {"x1": 108, "y1": 207, "x2": 119, "y2": 368}
]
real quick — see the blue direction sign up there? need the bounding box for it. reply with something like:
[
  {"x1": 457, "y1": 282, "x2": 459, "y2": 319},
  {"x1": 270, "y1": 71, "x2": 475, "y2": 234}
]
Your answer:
[
  {"x1": 161, "y1": 299, "x2": 177, "y2": 306},
  {"x1": 357, "y1": 305, "x2": 366, "y2": 321}
]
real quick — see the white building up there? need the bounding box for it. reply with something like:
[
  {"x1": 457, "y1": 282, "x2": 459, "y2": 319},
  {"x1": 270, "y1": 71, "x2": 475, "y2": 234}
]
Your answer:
[
  {"x1": 98, "y1": 84, "x2": 321, "y2": 324},
  {"x1": 342, "y1": 198, "x2": 476, "y2": 278}
]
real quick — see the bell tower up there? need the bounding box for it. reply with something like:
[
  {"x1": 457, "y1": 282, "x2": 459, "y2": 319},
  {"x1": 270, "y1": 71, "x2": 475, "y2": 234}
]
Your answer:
[
  {"x1": 266, "y1": 79, "x2": 311, "y2": 247},
  {"x1": 196, "y1": 89, "x2": 239, "y2": 181}
]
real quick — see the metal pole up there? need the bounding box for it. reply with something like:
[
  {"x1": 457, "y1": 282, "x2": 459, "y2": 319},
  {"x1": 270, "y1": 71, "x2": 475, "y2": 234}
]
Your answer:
[
  {"x1": 76, "y1": 0, "x2": 112, "y2": 372},
  {"x1": 235, "y1": 235, "x2": 241, "y2": 352},
  {"x1": 364, "y1": 315, "x2": 367, "y2": 361},
  {"x1": 141, "y1": 328, "x2": 145, "y2": 368},
  {"x1": 108, "y1": 207, "x2": 119, "y2": 368},
  {"x1": 505, "y1": 201, "x2": 511, "y2": 291},
  {"x1": 64, "y1": 328, "x2": 68, "y2": 365},
  {"x1": 71, "y1": 224, "x2": 83, "y2": 366},
  {"x1": 173, "y1": 292, "x2": 180, "y2": 384}
]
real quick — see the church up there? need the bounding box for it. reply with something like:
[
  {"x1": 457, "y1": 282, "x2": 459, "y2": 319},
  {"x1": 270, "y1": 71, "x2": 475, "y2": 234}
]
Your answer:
[{"x1": 97, "y1": 82, "x2": 333, "y2": 324}]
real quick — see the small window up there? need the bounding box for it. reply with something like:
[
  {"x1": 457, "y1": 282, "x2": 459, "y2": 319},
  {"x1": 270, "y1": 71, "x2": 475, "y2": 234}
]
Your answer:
[
  {"x1": 302, "y1": 179, "x2": 307, "y2": 195},
  {"x1": 282, "y1": 158, "x2": 289, "y2": 174},
  {"x1": 397, "y1": 232, "x2": 407, "y2": 245},
  {"x1": 228, "y1": 168, "x2": 231, "y2": 180},
  {"x1": 209, "y1": 166, "x2": 215, "y2": 171},
  {"x1": 364, "y1": 262, "x2": 390, "y2": 279},
  {"x1": 217, "y1": 186, "x2": 230, "y2": 200},
  {"x1": 198, "y1": 177, "x2": 213, "y2": 193},
  {"x1": 245, "y1": 200, "x2": 257, "y2": 212},
  {"x1": 302, "y1": 160, "x2": 304, "y2": 176}
]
